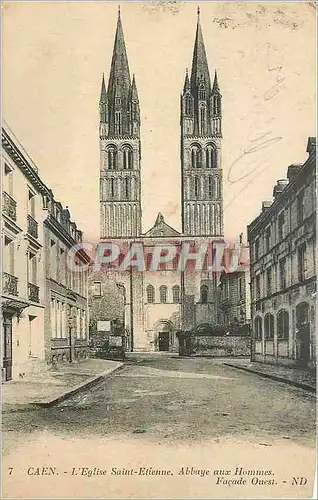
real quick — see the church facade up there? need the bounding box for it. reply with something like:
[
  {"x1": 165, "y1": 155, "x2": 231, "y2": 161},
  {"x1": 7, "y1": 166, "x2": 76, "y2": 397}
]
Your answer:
[{"x1": 90, "y1": 8, "x2": 226, "y2": 352}]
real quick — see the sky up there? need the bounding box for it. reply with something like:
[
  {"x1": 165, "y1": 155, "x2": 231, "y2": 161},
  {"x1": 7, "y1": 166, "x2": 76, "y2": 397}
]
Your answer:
[{"x1": 3, "y1": 1, "x2": 316, "y2": 244}]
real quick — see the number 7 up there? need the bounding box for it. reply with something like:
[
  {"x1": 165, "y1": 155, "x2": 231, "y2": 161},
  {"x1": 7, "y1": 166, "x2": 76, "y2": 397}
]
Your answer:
[{"x1": 8, "y1": 468, "x2": 13, "y2": 475}]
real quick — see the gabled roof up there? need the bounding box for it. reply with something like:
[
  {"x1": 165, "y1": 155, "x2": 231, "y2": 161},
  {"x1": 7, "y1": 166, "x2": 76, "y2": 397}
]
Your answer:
[{"x1": 143, "y1": 213, "x2": 181, "y2": 237}]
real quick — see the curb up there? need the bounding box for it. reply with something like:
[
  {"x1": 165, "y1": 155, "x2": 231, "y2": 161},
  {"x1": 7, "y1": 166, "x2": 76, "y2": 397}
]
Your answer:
[
  {"x1": 33, "y1": 363, "x2": 124, "y2": 408},
  {"x1": 224, "y1": 363, "x2": 316, "y2": 393}
]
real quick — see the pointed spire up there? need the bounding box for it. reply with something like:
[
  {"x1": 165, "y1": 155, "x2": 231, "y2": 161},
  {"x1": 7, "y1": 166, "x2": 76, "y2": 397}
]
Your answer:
[
  {"x1": 190, "y1": 6, "x2": 211, "y2": 93},
  {"x1": 155, "y1": 213, "x2": 164, "y2": 225},
  {"x1": 130, "y1": 74, "x2": 139, "y2": 100},
  {"x1": 183, "y1": 68, "x2": 190, "y2": 92},
  {"x1": 107, "y1": 8, "x2": 131, "y2": 99},
  {"x1": 212, "y1": 69, "x2": 220, "y2": 92},
  {"x1": 99, "y1": 73, "x2": 107, "y2": 103}
]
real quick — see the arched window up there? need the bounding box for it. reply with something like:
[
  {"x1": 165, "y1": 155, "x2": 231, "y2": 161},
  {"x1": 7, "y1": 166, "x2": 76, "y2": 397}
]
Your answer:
[
  {"x1": 200, "y1": 285, "x2": 208, "y2": 304},
  {"x1": 200, "y1": 105, "x2": 206, "y2": 135},
  {"x1": 254, "y1": 316, "x2": 262, "y2": 340},
  {"x1": 107, "y1": 146, "x2": 117, "y2": 170},
  {"x1": 146, "y1": 253, "x2": 152, "y2": 271},
  {"x1": 147, "y1": 284, "x2": 155, "y2": 303},
  {"x1": 172, "y1": 285, "x2": 180, "y2": 303},
  {"x1": 123, "y1": 147, "x2": 133, "y2": 169},
  {"x1": 191, "y1": 145, "x2": 202, "y2": 168},
  {"x1": 159, "y1": 285, "x2": 167, "y2": 303},
  {"x1": 124, "y1": 178, "x2": 130, "y2": 198},
  {"x1": 194, "y1": 177, "x2": 199, "y2": 198},
  {"x1": 277, "y1": 310, "x2": 289, "y2": 339},
  {"x1": 264, "y1": 313, "x2": 274, "y2": 339},
  {"x1": 206, "y1": 145, "x2": 217, "y2": 168}
]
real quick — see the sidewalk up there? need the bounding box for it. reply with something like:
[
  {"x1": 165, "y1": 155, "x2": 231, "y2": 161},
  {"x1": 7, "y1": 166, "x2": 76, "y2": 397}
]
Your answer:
[
  {"x1": 2, "y1": 358, "x2": 123, "y2": 410},
  {"x1": 224, "y1": 359, "x2": 316, "y2": 392}
]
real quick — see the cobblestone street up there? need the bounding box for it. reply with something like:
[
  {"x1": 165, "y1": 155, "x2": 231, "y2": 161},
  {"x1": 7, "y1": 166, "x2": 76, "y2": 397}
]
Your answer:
[{"x1": 3, "y1": 355, "x2": 316, "y2": 498}]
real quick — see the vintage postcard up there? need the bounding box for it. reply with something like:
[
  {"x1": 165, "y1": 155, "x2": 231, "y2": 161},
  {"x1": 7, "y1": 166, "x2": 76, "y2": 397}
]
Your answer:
[{"x1": 1, "y1": 1, "x2": 316, "y2": 498}]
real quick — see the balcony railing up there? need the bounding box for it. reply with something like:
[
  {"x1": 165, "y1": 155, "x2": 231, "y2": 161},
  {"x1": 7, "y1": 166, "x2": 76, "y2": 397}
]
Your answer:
[
  {"x1": 2, "y1": 192, "x2": 17, "y2": 221},
  {"x1": 28, "y1": 282, "x2": 40, "y2": 303},
  {"x1": 3, "y1": 272, "x2": 18, "y2": 296},
  {"x1": 27, "y1": 214, "x2": 38, "y2": 239}
]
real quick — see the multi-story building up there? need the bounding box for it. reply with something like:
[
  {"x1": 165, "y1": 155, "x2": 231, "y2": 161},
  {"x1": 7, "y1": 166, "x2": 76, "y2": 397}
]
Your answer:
[
  {"x1": 43, "y1": 199, "x2": 90, "y2": 366},
  {"x1": 218, "y1": 257, "x2": 251, "y2": 332},
  {"x1": 90, "y1": 8, "x2": 229, "y2": 352},
  {"x1": 247, "y1": 137, "x2": 316, "y2": 369},
  {"x1": 1, "y1": 122, "x2": 90, "y2": 382}
]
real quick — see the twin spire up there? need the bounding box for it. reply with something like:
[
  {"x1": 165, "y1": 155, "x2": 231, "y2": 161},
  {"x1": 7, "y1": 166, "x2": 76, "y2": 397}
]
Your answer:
[{"x1": 100, "y1": 6, "x2": 220, "y2": 135}]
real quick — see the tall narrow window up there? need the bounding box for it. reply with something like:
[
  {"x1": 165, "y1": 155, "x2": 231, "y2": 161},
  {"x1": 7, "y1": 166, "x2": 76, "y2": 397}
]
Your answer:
[
  {"x1": 172, "y1": 285, "x2": 180, "y2": 303},
  {"x1": 191, "y1": 146, "x2": 201, "y2": 168},
  {"x1": 185, "y1": 96, "x2": 191, "y2": 115},
  {"x1": 147, "y1": 284, "x2": 155, "y2": 303},
  {"x1": 208, "y1": 176, "x2": 213, "y2": 197},
  {"x1": 123, "y1": 147, "x2": 133, "y2": 169},
  {"x1": 107, "y1": 147, "x2": 117, "y2": 170},
  {"x1": 298, "y1": 243, "x2": 306, "y2": 281},
  {"x1": 200, "y1": 105, "x2": 206, "y2": 135},
  {"x1": 278, "y1": 211, "x2": 285, "y2": 240},
  {"x1": 279, "y1": 258, "x2": 287, "y2": 290},
  {"x1": 255, "y1": 275, "x2": 261, "y2": 300},
  {"x1": 297, "y1": 190, "x2": 305, "y2": 224},
  {"x1": 200, "y1": 285, "x2": 208, "y2": 304},
  {"x1": 264, "y1": 313, "x2": 274, "y2": 339},
  {"x1": 115, "y1": 111, "x2": 121, "y2": 135},
  {"x1": 213, "y1": 96, "x2": 220, "y2": 115},
  {"x1": 194, "y1": 177, "x2": 199, "y2": 198},
  {"x1": 206, "y1": 145, "x2": 217, "y2": 168},
  {"x1": 125, "y1": 178, "x2": 129, "y2": 198},
  {"x1": 254, "y1": 316, "x2": 262, "y2": 340},
  {"x1": 277, "y1": 310, "x2": 289, "y2": 339},
  {"x1": 146, "y1": 253, "x2": 152, "y2": 271},
  {"x1": 266, "y1": 267, "x2": 272, "y2": 295},
  {"x1": 159, "y1": 285, "x2": 167, "y2": 303},
  {"x1": 265, "y1": 226, "x2": 271, "y2": 252},
  {"x1": 254, "y1": 238, "x2": 260, "y2": 261},
  {"x1": 110, "y1": 178, "x2": 115, "y2": 198},
  {"x1": 28, "y1": 190, "x2": 35, "y2": 218}
]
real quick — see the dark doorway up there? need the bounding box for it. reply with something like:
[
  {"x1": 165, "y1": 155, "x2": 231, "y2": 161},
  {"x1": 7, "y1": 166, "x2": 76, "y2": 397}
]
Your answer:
[
  {"x1": 299, "y1": 325, "x2": 310, "y2": 367},
  {"x1": 296, "y1": 302, "x2": 310, "y2": 367},
  {"x1": 158, "y1": 332, "x2": 170, "y2": 352},
  {"x1": 3, "y1": 314, "x2": 13, "y2": 381}
]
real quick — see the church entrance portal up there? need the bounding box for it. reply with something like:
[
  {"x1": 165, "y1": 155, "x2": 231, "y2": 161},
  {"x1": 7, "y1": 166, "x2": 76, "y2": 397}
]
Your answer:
[{"x1": 158, "y1": 332, "x2": 170, "y2": 352}]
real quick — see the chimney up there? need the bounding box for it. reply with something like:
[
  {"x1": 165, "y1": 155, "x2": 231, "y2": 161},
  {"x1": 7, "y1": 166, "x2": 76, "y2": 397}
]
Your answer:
[
  {"x1": 287, "y1": 163, "x2": 302, "y2": 181},
  {"x1": 262, "y1": 201, "x2": 272, "y2": 212},
  {"x1": 273, "y1": 179, "x2": 289, "y2": 198},
  {"x1": 306, "y1": 137, "x2": 316, "y2": 156}
]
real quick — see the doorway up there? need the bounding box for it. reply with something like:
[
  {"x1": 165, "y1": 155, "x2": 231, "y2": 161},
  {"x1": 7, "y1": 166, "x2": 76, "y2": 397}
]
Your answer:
[
  {"x1": 158, "y1": 332, "x2": 170, "y2": 352},
  {"x1": 296, "y1": 302, "x2": 310, "y2": 367},
  {"x1": 3, "y1": 314, "x2": 13, "y2": 381},
  {"x1": 298, "y1": 325, "x2": 310, "y2": 367}
]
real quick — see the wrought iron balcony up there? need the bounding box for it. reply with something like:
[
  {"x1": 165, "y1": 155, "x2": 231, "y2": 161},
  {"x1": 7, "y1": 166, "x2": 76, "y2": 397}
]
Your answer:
[
  {"x1": 27, "y1": 214, "x2": 38, "y2": 239},
  {"x1": 2, "y1": 192, "x2": 17, "y2": 221},
  {"x1": 2, "y1": 272, "x2": 18, "y2": 296},
  {"x1": 28, "y1": 282, "x2": 40, "y2": 303}
]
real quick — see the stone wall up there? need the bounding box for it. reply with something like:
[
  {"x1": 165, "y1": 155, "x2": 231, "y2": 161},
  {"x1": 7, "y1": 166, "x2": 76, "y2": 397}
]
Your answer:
[{"x1": 191, "y1": 334, "x2": 251, "y2": 357}]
